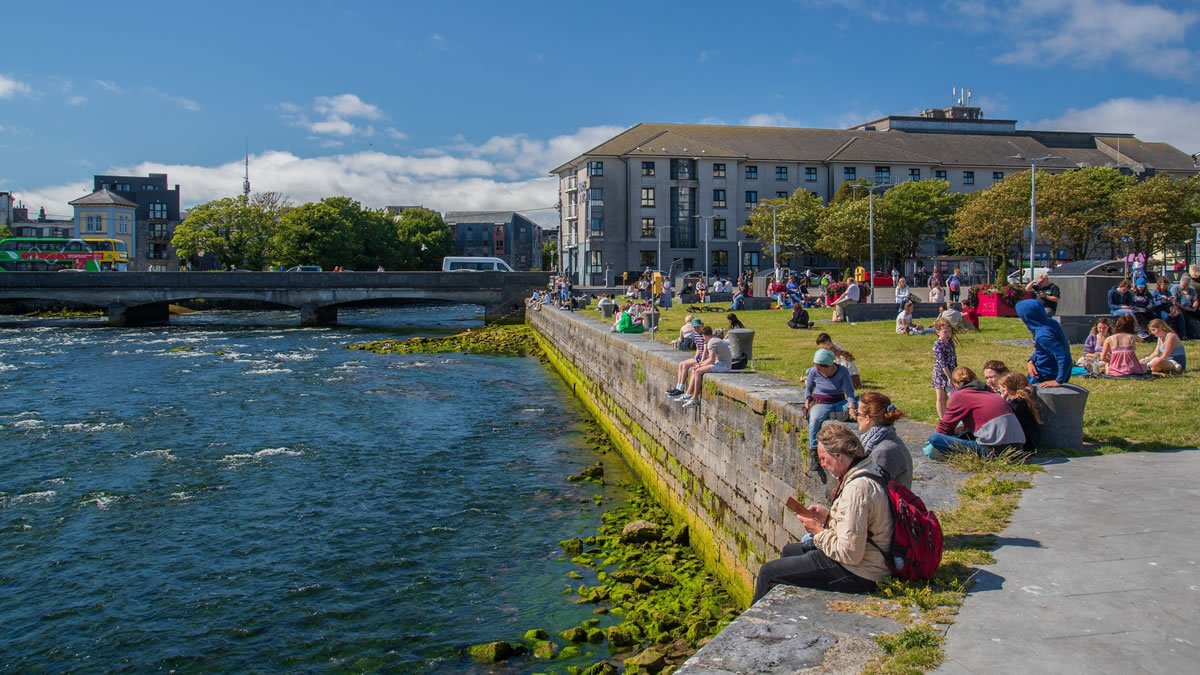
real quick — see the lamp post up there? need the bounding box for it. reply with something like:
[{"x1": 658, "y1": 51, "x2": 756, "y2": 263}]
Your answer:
[
  {"x1": 1011, "y1": 154, "x2": 1061, "y2": 282},
  {"x1": 737, "y1": 240, "x2": 744, "y2": 279},
  {"x1": 759, "y1": 202, "x2": 783, "y2": 273},
  {"x1": 693, "y1": 214, "x2": 714, "y2": 283},
  {"x1": 850, "y1": 183, "x2": 887, "y2": 303}
]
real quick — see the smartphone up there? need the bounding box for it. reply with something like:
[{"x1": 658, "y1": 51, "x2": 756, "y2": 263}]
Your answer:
[{"x1": 785, "y1": 496, "x2": 814, "y2": 519}]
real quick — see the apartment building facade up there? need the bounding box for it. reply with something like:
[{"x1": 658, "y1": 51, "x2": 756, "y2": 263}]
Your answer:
[
  {"x1": 93, "y1": 173, "x2": 182, "y2": 271},
  {"x1": 550, "y1": 106, "x2": 1200, "y2": 285},
  {"x1": 444, "y1": 211, "x2": 544, "y2": 271}
]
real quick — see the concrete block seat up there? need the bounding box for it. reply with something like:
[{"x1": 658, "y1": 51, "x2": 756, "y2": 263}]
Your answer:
[
  {"x1": 1056, "y1": 313, "x2": 1115, "y2": 344},
  {"x1": 844, "y1": 302, "x2": 940, "y2": 323}
]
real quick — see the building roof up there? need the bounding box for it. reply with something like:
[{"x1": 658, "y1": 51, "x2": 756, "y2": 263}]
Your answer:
[
  {"x1": 550, "y1": 121, "x2": 1198, "y2": 175},
  {"x1": 68, "y1": 188, "x2": 139, "y2": 208},
  {"x1": 444, "y1": 211, "x2": 521, "y2": 224}
]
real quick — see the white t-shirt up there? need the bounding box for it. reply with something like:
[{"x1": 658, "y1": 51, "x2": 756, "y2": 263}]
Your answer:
[{"x1": 707, "y1": 337, "x2": 733, "y2": 365}]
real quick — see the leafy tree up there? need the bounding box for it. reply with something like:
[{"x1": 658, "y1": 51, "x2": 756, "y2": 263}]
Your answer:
[
  {"x1": 830, "y1": 177, "x2": 874, "y2": 205},
  {"x1": 271, "y1": 197, "x2": 364, "y2": 269},
  {"x1": 394, "y1": 207, "x2": 451, "y2": 270},
  {"x1": 947, "y1": 170, "x2": 1034, "y2": 269},
  {"x1": 541, "y1": 238, "x2": 558, "y2": 272},
  {"x1": 1113, "y1": 176, "x2": 1199, "y2": 260},
  {"x1": 0, "y1": 223, "x2": 11, "y2": 239},
  {"x1": 815, "y1": 198, "x2": 870, "y2": 264},
  {"x1": 876, "y1": 179, "x2": 959, "y2": 267},
  {"x1": 741, "y1": 190, "x2": 824, "y2": 263},
  {"x1": 1036, "y1": 167, "x2": 1132, "y2": 260},
  {"x1": 172, "y1": 195, "x2": 287, "y2": 270}
]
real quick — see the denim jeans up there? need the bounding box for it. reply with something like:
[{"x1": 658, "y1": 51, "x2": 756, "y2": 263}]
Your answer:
[
  {"x1": 807, "y1": 400, "x2": 848, "y2": 450},
  {"x1": 924, "y1": 432, "x2": 983, "y2": 459}
]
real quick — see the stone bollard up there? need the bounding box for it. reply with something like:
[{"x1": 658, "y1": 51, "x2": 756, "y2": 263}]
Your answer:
[
  {"x1": 600, "y1": 302, "x2": 615, "y2": 319},
  {"x1": 726, "y1": 328, "x2": 755, "y2": 361},
  {"x1": 642, "y1": 310, "x2": 660, "y2": 332},
  {"x1": 1036, "y1": 383, "x2": 1089, "y2": 450}
]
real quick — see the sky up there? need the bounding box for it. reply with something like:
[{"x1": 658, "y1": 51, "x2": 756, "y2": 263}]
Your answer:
[{"x1": 2, "y1": 0, "x2": 1198, "y2": 228}]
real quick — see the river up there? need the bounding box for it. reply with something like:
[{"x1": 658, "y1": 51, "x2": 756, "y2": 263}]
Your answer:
[{"x1": 0, "y1": 304, "x2": 635, "y2": 671}]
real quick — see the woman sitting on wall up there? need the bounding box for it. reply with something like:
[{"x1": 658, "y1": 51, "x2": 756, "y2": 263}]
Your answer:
[
  {"x1": 803, "y1": 348, "x2": 859, "y2": 469},
  {"x1": 753, "y1": 424, "x2": 894, "y2": 601}
]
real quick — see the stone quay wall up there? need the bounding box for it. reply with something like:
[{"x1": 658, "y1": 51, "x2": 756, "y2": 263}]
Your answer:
[{"x1": 528, "y1": 308, "x2": 837, "y2": 606}]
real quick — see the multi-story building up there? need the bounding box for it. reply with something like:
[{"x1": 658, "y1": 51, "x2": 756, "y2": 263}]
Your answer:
[
  {"x1": 443, "y1": 211, "x2": 544, "y2": 271},
  {"x1": 0, "y1": 192, "x2": 13, "y2": 230},
  {"x1": 93, "y1": 173, "x2": 182, "y2": 271},
  {"x1": 550, "y1": 104, "x2": 1200, "y2": 285},
  {"x1": 68, "y1": 188, "x2": 138, "y2": 269}
]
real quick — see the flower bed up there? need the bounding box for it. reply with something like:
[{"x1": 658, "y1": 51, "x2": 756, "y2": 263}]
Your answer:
[{"x1": 973, "y1": 285, "x2": 1031, "y2": 317}]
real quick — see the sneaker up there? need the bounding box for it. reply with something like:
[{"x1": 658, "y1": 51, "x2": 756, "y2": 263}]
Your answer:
[
  {"x1": 665, "y1": 387, "x2": 683, "y2": 396},
  {"x1": 681, "y1": 398, "x2": 700, "y2": 409},
  {"x1": 677, "y1": 395, "x2": 692, "y2": 404},
  {"x1": 1137, "y1": 330, "x2": 1149, "y2": 339}
]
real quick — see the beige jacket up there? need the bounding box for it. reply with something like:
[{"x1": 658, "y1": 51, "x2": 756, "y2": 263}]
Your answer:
[{"x1": 814, "y1": 466, "x2": 894, "y2": 582}]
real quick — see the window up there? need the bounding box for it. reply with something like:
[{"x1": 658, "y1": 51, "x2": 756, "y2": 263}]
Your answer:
[
  {"x1": 745, "y1": 165, "x2": 758, "y2": 180},
  {"x1": 589, "y1": 250, "x2": 603, "y2": 274},
  {"x1": 670, "y1": 159, "x2": 696, "y2": 180},
  {"x1": 148, "y1": 243, "x2": 170, "y2": 260},
  {"x1": 641, "y1": 187, "x2": 655, "y2": 207},
  {"x1": 745, "y1": 191, "x2": 758, "y2": 207},
  {"x1": 712, "y1": 189, "x2": 726, "y2": 208},
  {"x1": 713, "y1": 163, "x2": 726, "y2": 178},
  {"x1": 713, "y1": 218, "x2": 727, "y2": 239},
  {"x1": 743, "y1": 250, "x2": 760, "y2": 270},
  {"x1": 775, "y1": 166, "x2": 788, "y2": 181},
  {"x1": 711, "y1": 250, "x2": 729, "y2": 277},
  {"x1": 963, "y1": 171, "x2": 975, "y2": 185},
  {"x1": 588, "y1": 161, "x2": 604, "y2": 177},
  {"x1": 909, "y1": 168, "x2": 921, "y2": 181},
  {"x1": 993, "y1": 171, "x2": 1004, "y2": 181},
  {"x1": 589, "y1": 216, "x2": 604, "y2": 236},
  {"x1": 640, "y1": 250, "x2": 657, "y2": 269},
  {"x1": 85, "y1": 215, "x2": 102, "y2": 233},
  {"x1": 805, "y1": 167, "x2": 817, "y2": 182},
  {"x1": 149, "y1": 224, "x2": 169, "y2": 238},
  {"x1": 777, "y1": 191, "x2": 788, "y2": 199},
  {"x1": 875, "y1": 166, "x2": 891, "y2": 184},
  {"x1": 641, "y1": 217, "x2": 656, "y2": 238},
  {"x1": 589, "y1": 187, "x2": 603, "y2": 202},
  {"x1": 149, "y1": 202, "x2": 167, "y2": 220},
  {"x1": 118, "y1": 215, "x2": 130, "y2": 234},
  {"x1": 844, "y1": 167, "x2": 856, "y2": 181},
  {"x1": 935, "y1": 170, "x2": 947, "y2": 181},
  {"x1": 641, "y1": 161, "x2": 655, "y2": 176}
]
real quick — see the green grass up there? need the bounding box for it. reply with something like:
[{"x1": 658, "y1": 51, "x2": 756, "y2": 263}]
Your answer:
[{"x1": 607, "y1": 303, "x2": 1200, "y2": 452}]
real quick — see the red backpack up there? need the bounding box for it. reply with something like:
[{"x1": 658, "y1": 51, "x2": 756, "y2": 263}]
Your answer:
[{"x1": 856, "y1": 473, "x2": 944, "y2": 581}]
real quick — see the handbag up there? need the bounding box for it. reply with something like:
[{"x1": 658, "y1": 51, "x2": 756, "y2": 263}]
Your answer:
[{"x1": 1169, "y1": 303, "x2": 1182, "y2": 320}]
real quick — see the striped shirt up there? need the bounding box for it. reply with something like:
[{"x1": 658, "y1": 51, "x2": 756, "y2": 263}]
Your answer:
[{"x1": 692, "y1": 332, "x2": 707, "y2": 362}]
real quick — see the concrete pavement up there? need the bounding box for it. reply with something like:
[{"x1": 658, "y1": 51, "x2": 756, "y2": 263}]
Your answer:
[{"x1": 940, "y1": 449, "x2": 1200, "y2": 674}]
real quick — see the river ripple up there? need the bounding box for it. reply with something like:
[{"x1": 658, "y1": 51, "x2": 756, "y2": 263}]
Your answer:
[{"x1": 0, "y1": 305, "x2": 632, "y2": 671}]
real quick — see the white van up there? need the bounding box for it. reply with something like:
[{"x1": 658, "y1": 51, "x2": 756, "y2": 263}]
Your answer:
[{"x1": 441, "y1": 256, "x2": 515, "y2": 272}]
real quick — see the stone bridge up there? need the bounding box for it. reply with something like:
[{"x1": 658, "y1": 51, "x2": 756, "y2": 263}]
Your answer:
[{"x1": 0, "y1": 271, "x2": 548, "y2": 326}]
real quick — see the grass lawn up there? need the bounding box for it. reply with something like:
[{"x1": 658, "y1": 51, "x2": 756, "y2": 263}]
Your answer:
[{"x1": 591, "y1": 302, "x2": 1199, "y2": 453}]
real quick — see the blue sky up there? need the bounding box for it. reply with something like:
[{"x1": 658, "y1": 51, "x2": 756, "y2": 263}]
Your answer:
[{"x1": 2, "y1": 0, "x2": 1197, "y2": 226}]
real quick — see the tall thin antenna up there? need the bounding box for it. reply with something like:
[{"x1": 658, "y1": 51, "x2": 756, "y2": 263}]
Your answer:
[{"x1": 242, "y1": 138, "x2": 251, "y2": 199}]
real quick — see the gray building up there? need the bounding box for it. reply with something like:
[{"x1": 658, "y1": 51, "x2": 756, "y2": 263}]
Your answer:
[
  {"x1": 444, "y1": 211, "x2": 544, "y2": 271},
  {"x1": 550, "y1": 104, "x2": 1200, "y2": 285},
  {"x1": 94, "y1": 173, "x2": 182, "y2": 271}
]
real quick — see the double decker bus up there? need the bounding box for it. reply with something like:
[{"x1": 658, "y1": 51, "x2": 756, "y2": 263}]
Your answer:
[
  {"x1": 0, "y1": 237, "x2": 106, "y2": 271},
  {"x1": 82, "y1": 238, "x2": 130, "y2": 269}
]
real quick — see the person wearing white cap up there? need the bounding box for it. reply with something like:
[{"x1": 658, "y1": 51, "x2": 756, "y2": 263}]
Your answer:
[{"x1": 804, "y1": 348, "x2": 858, "y2": 468}]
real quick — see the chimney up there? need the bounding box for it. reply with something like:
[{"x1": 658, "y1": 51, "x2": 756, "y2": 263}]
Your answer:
[{"x1": 38, "y1": 206, "x2": 46, "y2": 222}]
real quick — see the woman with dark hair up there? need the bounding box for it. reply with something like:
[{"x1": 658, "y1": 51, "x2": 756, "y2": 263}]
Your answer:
[
  {"x1": 855, "y1": 391, "x2": 912, "y2": 489},
  {"x1": 726, "y1": 313, "x2": 746, "y2": 330},
  {"x1": 753, "y1": 424, "x2": 893, "y2": 601},
  {"x1": 998, "y1": 372, "x2": 1042, "y2": 453},
  {"x1": 1100, "y1": 314, "x2": 1146, "y2": 377}
]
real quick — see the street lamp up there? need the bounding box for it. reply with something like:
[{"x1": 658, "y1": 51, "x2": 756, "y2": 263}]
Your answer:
[
  {"x1": 1011, "y1": 154, "x2": 1061, "y2": 281},
  {"x1": 693, "y1": 214, "x2": 715, "y2": 283},
  {"x1": 850, "y1": 183, "x2": 887, "y2": 303},
  {"x1": 656, "y1": 223, "x2": 673, "y2": 274},
  {"x1": 760, "y1": 202, "x2": 783, "y2": 274}
]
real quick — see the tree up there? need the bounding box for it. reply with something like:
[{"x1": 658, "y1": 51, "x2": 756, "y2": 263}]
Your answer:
[
  {"x1": 394, "y1": 208, "x2": 451, "y2": 270},
  {"x1": 1036, "y1": 167, "x2": 1132, "y2": 260},
  {"x1": 271, "y1": 197, "x2": 364, "y2": 270},
  {"x1": 876, "y1": 179, "x2": 959, "y2": 266},
  {"x1": 740, "y1": 190, "x2": 824, "y2": 264},
  {"x1": 541, "y1": 238, "x2": 558, "y2": 272},
  {"x1": 830, "y1": 178, "x2": 874, "y2": 205},
  {"x1": 172, "y1": 196, "x2": 286, "y2": 270},
  {"x1": 815, "y1": 198, "x2": 870, "y2": 264},
  {"x1": 1113, "y1": 176, "x2": 1199, "y2": 261},
  {"x1": 947, "y1": 170, "x2": 1034, "y2": 269},
  {"x1": 0, "y1": 223, "x2": 11, "y2": 239}
]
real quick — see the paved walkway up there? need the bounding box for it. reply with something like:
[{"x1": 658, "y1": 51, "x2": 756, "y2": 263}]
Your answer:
[{"x1": 940, "y1": 449, "x2": 1200, "y2": 674}]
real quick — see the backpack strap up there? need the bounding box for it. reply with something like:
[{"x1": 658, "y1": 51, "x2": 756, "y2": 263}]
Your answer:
[{"x1": 847, "y1": 470, "x2": 893, "y2": 558}]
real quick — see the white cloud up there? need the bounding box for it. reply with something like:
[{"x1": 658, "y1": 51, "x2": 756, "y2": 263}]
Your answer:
[
  {"x1": 66, "y1": 95, "x2": 87, "y2": 106},
  {"x1": 986, "y1": 0, "x2": 1198, "y2": 78},
  {"x1": 0, "y1": 74, "x2": 32, "y2": 98},
  {"x1": 284, "y1": 93, "x2": 387, "y2": 137},
  {"x1": 1029, "y1": 96, "x2": 1200, "y2": 154},
  {"x1": 799, "y1": 0, "x2": 926, "y2": 23},
  {"x1": 94, "y1": 79, "x2": 119, "y2": 93},
  {"x1": 741, "y1": 113, "x2": 807, "y2": 128},
  {"x1": 385, "y1": 127, "x2": 408, "y2": 141},
  {"x1": 0, "y1": 124, "x2": 32, "y2": 135},
  {"x1": 12, "y1": 126, "x2": 624, "y2": 225}
]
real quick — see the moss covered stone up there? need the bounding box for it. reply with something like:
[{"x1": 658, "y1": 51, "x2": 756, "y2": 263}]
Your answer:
[
  {"x1": 623, "y1": 647, "x2": 666, "y2": 673},
  {"x1": 524, "y1": 628, "x2": 549, "y2": 642},
  {"x1": 580, "y1": 661, "x2": 619, "y2": 675},
  {"x1": 560, "y1": 627, "x2": 588, "y2": 642},
  {"x1": 532, "y1": 640, "x2": 559, "y2": 659},
  {"x1": 467, "y1": 641, "x2": 514, "y2": 663},
  {"x1": 348, "y1": 324, "x2": 541, "y2": 357}
]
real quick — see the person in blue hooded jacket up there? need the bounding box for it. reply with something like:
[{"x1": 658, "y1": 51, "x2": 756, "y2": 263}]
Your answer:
[{"x1": 1017, "y1": 298, "x2": 1072, "y2": 387}]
